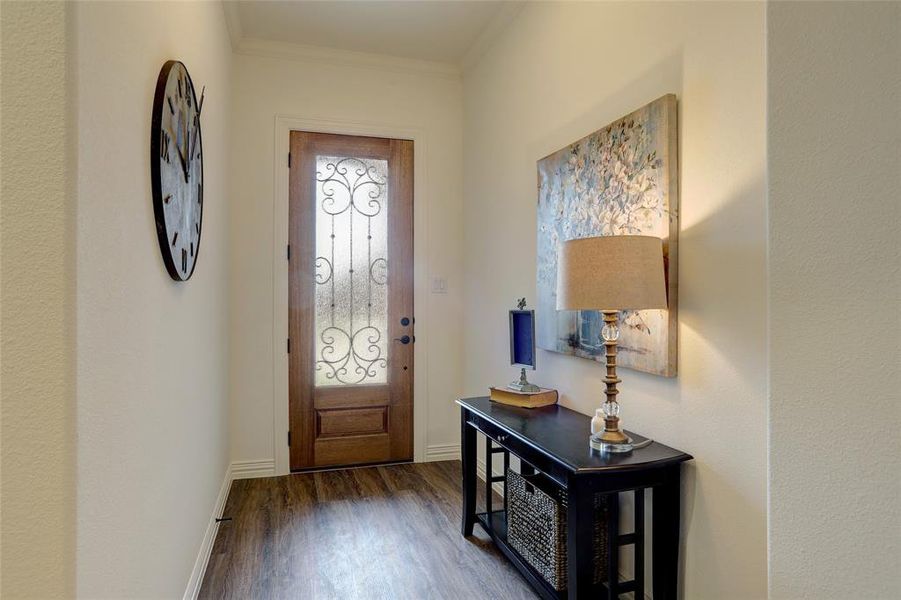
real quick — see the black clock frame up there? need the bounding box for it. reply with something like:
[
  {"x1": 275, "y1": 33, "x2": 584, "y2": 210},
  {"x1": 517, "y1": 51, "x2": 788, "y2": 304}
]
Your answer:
[{"x1": 150, "y1": 60, "x2": 204, "y2": 282}]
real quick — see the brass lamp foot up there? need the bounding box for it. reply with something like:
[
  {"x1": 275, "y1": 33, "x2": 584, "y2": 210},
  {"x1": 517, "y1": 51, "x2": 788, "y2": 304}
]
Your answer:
[
  {"x1": 599, "y1": 428, "x2": 629, "y2": 445},
  {"x1": 591, "y1": 412, "x2": 633, "y2": 452}
]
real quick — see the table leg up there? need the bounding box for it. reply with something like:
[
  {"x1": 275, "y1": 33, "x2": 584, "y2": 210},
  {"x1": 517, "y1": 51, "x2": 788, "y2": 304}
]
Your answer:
[
  {"x1": 461, "y1": 408, "x2": 477, "y2": 537},
  {"x1": 603, "y1": 492, "x2": 619, "y2": 600},
  {"x1": 503, "y1": 449, "x2": 510, "y2": 521},
  {"x1": 652, "y1": 467, "x2": 681, "y2": 600},
  {"x1": 566, "y1": 478, "x2": 594, "y2": 600},
  {"x1": 634, "y1": 489, "x2": 645, "y2": 599},
  {"x1": 485, "y1": 438, "x2": 493, "y2": 529}
]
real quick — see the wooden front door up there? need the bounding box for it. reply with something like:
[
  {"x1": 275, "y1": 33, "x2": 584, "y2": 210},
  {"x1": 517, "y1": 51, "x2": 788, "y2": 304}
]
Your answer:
[{"x1": 289, "y1": 131, "x2": 413, "y2": 471}]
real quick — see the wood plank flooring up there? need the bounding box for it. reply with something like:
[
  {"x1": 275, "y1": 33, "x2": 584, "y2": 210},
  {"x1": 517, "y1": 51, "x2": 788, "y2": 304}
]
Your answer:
[{"x1": 199, "y1": 461, "x2": 537, "y2": 599}]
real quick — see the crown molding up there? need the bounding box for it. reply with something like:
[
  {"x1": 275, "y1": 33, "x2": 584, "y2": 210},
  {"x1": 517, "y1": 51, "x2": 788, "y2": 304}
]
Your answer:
[
  {"x1": 220, "y1": 0, "x2": 522, "y2": 79},
  {"x1": 221, "y1": 0, "x2": 243, "y2": 51},
  {"x1": 461, "y1": 0, "x2": 526, "y2": 73},
  {"x1": 232, "y1": 37, "x2": 461, "y2": 80}
]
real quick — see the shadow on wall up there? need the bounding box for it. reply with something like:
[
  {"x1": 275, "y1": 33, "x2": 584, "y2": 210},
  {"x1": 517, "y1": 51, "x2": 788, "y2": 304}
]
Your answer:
[
  {"x1": 678, "y1": 172, "x2": 768, "y2": 390},
  {"x1": 516, "y1": 48, "x2": 767, "y2": 597},
  {"x1": 677, "y1": 172, "x2": 767, "y2": 595},
  {"x1": 615, "y1": 182, "x2": 769, "y2": 592},
  {"x1": 678, "y1": 454, "x2": 767, "y2": 598}
]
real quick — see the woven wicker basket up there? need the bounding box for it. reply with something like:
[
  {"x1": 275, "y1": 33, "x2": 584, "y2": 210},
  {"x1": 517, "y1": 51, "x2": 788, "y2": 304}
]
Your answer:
[{"x1": 506, "y1": 469, "x2": 609, "y2": 591}]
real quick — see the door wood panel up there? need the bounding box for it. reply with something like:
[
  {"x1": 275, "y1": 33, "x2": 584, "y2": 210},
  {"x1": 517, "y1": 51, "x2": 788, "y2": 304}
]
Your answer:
[
  {"x1": 289, "y1": 131, "x2": 413, "y2": 471},
  {"x1": 317, "y1": 407, "x2": 387, "y2": 437}
]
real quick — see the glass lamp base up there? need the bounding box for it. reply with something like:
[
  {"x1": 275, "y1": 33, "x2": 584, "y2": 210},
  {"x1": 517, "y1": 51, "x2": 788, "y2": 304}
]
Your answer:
[{"x1": 589, "y1": 433, "x2": 634, "y2": 453}]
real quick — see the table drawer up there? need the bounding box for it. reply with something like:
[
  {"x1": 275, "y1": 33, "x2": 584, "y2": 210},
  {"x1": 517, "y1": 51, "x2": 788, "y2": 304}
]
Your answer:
[{"x1": 465, "y1": 411, "x2": 570, "y2": 488}]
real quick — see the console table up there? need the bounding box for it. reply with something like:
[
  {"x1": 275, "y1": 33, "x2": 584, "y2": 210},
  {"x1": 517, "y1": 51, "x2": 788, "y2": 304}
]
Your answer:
[{"x1": 458, "y1": 396, "x2": 692, "y2": 600}]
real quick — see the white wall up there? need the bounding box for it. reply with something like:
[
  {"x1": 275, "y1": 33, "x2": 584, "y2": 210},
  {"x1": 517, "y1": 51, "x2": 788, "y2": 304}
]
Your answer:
[
  {"x1": 463, "y1": 2, "x2": 767, "y2": 598},
  {"x1": 767, "y1": 2, "x2": 901, "y2": 598},
  {"x1": 0, "y1": 1, "x2": 76, "y2": 597},
  {"x1": 74, "y1": 2, "x2": 232, "y2": 597},
  {"x1": 228, "y1": 50, "x2": 464, "y2": 470}
]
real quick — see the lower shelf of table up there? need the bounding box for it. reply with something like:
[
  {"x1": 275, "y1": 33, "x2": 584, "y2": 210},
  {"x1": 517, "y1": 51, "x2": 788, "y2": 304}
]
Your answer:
[{"x1": 475, "y1": 511, "x2": 637, "y2": 600}]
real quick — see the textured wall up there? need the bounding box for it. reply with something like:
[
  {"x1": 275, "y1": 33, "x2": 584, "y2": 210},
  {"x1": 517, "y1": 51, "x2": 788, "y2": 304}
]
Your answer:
[
  {"x1": 0, "y1": 1, "x2": 76, "y2": 597},
  {"x1": 74, "y1": 2, "x2": 232, "y2": 596},
  {"x1": 228, "y1": 52, "x2": 464, "y2": 468},
  {"x1": 767, "y1": 2, "x2": 901, "y2": 597},
  {"x1": 462, "y1": 2, "x2": 767, "y2": 597}
]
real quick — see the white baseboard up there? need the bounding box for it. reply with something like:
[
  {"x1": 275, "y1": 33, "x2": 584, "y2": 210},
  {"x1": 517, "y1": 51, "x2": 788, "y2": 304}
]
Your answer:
[
  {"x1": 231, "y1": 459, "x2": 276, "y2": 479},
  {"x1": 183, "y1": 459, "x2": 276, "y2": 599},
  {"x1": 183, "y1": 463, "x2": 233, "y2": 600},
  {"x1": 425, "y1": 443, "x2": 460, "y2": 462}
]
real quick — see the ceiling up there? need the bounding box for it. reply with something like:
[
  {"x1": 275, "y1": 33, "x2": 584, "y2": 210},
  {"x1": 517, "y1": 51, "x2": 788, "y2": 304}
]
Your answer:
[{"x1": 228, "y1": 0, "x2": 515, "y2": 65}]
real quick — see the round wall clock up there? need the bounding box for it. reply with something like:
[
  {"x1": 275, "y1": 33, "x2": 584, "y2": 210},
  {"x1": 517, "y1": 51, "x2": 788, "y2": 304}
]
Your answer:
[{"x1": 150, "y1": 60, "x2": 204, "y2": 281}]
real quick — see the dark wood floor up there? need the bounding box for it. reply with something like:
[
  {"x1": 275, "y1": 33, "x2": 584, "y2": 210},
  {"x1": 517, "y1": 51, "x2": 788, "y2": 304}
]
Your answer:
[{"x1": 199, "y1": 460, "x2": 538, "y2": 599}]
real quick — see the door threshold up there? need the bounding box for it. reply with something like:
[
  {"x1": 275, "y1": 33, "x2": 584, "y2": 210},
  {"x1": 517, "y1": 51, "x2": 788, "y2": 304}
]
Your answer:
[{"x1": 290, "y1": 459, "x2": 413, "y2": 474}]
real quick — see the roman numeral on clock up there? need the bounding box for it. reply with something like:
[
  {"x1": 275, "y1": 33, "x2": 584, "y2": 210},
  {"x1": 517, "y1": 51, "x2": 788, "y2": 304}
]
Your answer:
[
  {"x1": 182, "y1": 248, "x2": 187, "y2": 273},
  {"x1": 160, "y1": 130, "x2": 170, "y2": 163}
]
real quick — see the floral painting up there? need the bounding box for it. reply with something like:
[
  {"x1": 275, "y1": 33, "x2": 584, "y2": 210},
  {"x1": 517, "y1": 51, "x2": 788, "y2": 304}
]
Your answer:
[{"x1": 536, "y1": 95, "x2": 679, "y2": 377}]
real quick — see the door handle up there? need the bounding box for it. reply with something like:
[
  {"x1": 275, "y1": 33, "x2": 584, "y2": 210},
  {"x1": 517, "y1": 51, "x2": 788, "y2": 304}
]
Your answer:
[{"x1": 394, "y1": 335, "x2": 411, "y2": 345}]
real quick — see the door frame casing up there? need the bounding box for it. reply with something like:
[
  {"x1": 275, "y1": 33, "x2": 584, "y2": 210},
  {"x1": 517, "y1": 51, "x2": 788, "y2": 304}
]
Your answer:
[{"x1": 272, "y1": 114, "x2": 429, "y2": 475}]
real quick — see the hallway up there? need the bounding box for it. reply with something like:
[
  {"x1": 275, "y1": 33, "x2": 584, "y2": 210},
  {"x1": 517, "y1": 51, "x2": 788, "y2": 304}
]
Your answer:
[{"x1": 200, "y1": 461, "x2": 536, "y2": 599}]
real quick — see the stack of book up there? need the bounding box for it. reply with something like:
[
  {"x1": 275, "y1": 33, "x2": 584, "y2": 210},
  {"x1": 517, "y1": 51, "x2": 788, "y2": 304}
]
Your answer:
[{"x1": 489, "y1": 386, "x2": 559, "y2": 409}]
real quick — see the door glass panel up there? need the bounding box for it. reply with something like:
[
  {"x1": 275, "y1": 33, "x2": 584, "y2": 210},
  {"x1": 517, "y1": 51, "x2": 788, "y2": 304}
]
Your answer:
[{"x1": 314, "y1": 156, "x2": 389, "y2": 386}]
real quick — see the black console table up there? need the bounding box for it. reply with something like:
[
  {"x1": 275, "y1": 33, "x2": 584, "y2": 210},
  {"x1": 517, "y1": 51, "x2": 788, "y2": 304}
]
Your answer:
[{"x1": 458, "y1": 397, "x2": 692, "y2": 600}]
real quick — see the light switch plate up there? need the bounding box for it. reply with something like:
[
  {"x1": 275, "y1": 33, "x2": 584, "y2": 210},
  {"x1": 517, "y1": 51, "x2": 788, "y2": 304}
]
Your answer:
[{"x1": 431, "y1": 277, "x2": 448, "y2": 294}]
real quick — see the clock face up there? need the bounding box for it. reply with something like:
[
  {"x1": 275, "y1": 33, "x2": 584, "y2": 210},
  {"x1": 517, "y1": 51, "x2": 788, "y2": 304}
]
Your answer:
[{"x1": 151, "y1": 61, "x2": 203, "y2": 281}]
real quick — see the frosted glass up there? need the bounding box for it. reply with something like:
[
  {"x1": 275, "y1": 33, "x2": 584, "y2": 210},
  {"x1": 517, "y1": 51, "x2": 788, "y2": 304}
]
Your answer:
[{"x1": 314, "y1": 156, "x2": 389, "y2": 386}]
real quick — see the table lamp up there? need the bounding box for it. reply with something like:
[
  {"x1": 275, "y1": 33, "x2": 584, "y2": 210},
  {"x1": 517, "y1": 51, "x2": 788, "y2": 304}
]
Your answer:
[{"x1": 556, "y1": 235, "x2": 667, "y2": 453}]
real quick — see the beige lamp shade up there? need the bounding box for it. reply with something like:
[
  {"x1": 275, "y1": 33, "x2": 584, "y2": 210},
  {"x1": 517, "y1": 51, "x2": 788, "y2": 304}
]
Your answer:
[{"x1": 556, "y1": 235, "x2": 667, "y2": 311}]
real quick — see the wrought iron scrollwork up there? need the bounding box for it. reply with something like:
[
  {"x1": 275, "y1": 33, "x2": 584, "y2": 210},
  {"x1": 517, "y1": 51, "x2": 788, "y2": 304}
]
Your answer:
[
  {"x1": 369, "y1": 257, "x2": 388, "y2": 285},
  {"x1": 316, "y1": 158, "x2": 385, "y2": 218},
  {"x1": 314, "y1": 156, "x2": 389, "y2": 385},
  {"x1": 316, "y1": 325, "x2": 387, "y2": 385},
  {"x1": 315, "y1": 257, "x2": 333, "y2": 285}
]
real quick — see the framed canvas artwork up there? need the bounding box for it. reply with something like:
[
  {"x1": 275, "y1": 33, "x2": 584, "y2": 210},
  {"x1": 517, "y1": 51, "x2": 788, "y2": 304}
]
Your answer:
[{"x1": 536, "y1": 94, "x2": 679, "y2": 377}]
